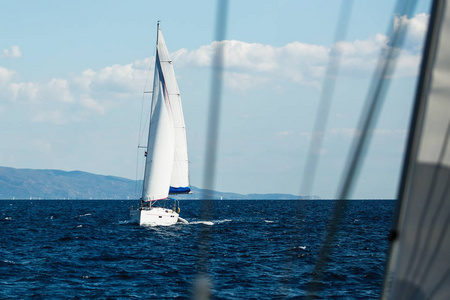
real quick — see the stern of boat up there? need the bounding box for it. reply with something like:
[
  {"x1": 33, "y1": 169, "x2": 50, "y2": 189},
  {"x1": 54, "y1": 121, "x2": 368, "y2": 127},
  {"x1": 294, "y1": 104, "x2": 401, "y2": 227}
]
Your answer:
[{"x1": 130, "y1": 205, "x2": 180, "y2": 226}]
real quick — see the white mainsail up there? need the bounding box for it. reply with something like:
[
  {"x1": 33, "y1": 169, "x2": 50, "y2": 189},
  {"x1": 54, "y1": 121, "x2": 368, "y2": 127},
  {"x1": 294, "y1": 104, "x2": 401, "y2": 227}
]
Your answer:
[
  {"x1": 382, "y1": 0, "x2": 450, "y2": 299},
  {"x1": 142, "y1": 24, "x2": 190, "y2": 200}
]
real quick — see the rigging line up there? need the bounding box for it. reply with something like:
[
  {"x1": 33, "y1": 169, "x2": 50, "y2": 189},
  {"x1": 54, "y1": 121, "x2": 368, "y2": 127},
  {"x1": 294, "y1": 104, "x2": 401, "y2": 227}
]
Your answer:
[
  {"x1": 300, "y1": 0, "x2": 354, "y2": 197},
  {"x1": 135, "y1": 32, "x2": 156, "y2": 200},
  {"x1": 306, "y1": 0, "x2": 418, "y2": 297},
  {"x1": 134, "y1": 147, "x2": 139, "y2": 199},
  {"x1": 138, "y1": 35, "x2": 157, "y2": 145},
  {"x1": 414, "y1": 122, "x2": 450, "y2": 283},
  {"x1": 141, "y1": 71, "x2": 157, "y2": 145},
  {"x1": 202, "y1": 0, "x2": 228, "y2": 201},
  {"x1": 201, "y1": 0, "x2": 228, "y2": 219},
  {"x1": 139, "y1": 28, "x2": 159, "y2": 146},
  {"x1": 137, "y1": 24, "x2": 163, "y2": 200},
  {"x1": 195, "y1": 0, "x2": 228, "y2": 296},
  {"x1": 279, "y1": 0, "x2": 355, "y2": 296},
  {"x1": 381, "y1": 0, "x2": 443, "y2": 298}
]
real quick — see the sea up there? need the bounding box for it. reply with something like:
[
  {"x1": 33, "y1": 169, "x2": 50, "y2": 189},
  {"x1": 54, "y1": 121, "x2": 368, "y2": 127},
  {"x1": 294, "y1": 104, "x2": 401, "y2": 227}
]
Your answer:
[{"x1": 0, "y1": 199, "x2": 394, "y2": 299}]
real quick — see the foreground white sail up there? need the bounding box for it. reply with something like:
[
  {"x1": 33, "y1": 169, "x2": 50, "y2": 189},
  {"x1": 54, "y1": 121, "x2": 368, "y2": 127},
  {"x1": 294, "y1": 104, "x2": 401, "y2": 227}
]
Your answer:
[
  {"x1": 382, "y1": 1, "x2": 450, "y2": 298},
  {"x1": 130, "y1": 23, "x2": 191, "y2": 226}
]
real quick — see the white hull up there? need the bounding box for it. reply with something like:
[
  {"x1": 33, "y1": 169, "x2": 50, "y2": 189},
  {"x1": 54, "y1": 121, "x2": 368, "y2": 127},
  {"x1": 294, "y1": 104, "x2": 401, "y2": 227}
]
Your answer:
[{"x1": 130, "y1": 206, "x2": 179, "y2": 226}]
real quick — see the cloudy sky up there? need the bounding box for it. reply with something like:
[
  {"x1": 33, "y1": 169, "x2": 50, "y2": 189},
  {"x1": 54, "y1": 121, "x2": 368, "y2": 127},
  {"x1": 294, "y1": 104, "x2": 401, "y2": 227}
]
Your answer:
[{"x1": 0, "y1": 0, "x2": 432, "y2": 198}]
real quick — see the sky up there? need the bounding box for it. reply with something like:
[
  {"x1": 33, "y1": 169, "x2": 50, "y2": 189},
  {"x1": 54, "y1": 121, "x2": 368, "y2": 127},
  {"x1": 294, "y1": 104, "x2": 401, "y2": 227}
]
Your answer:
[{"x1": 0, "y1": 0, "x2": 433, "y2": 199}]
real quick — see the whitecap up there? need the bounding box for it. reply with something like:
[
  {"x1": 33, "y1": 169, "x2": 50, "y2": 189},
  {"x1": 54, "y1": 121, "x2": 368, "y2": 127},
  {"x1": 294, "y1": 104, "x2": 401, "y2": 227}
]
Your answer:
[
  {"x1": 264, "y1": 220, "x2": 274, "y2": 223},
  {"x1": 79, "y1": 213, "x2": 92, "y2": 217},
  {"x1": 2, "y1": 260, "x2": 16, "y2": 265},
  {"x1": 190, "y1": 221, "x2": 214, "y2": 226},
  {"x1": 215, "y1": 219, "x2": 232, "y2": 224}
]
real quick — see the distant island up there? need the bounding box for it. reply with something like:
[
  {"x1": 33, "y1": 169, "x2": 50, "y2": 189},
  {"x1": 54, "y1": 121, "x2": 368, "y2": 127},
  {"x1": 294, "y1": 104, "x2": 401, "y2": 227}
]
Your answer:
[{"x1": 0, "y1": 166, "x2": 319, "y2": 200}]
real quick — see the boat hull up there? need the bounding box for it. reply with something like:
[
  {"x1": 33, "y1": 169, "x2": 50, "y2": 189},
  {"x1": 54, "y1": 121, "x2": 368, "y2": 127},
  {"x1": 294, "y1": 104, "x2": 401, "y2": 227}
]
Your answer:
[{"x1": 130, "y1": 206, "x2": 179, "y2": 226}]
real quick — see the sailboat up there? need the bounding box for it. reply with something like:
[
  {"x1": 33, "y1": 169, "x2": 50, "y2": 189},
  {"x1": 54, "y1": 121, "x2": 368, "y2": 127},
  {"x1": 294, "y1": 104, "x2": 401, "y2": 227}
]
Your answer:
[
  {"x1": 381, "y1": 0, "x2": 450, "y2": 298},
  {"x1": 130, "y1": 22, "x2": 191, "y2": 226}
]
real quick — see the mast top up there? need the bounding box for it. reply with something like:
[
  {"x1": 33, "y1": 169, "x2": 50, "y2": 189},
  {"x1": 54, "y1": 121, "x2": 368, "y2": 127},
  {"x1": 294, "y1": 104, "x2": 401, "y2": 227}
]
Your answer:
[{"x1": 156, "y1": 20, "x2": 161, "y2": 45}]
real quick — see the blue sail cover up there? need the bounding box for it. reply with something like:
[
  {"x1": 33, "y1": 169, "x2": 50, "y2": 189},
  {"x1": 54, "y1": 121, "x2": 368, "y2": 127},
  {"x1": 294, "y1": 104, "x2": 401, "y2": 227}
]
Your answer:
[{"x1": 169, "y1": 186, "x2": 191, "y2": 194}]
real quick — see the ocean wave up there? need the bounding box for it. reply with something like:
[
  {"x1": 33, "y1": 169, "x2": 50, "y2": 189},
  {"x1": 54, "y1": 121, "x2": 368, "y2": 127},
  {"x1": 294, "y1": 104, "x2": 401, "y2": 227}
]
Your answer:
[
  {"x1": 0, "y1": 199, "x2": 394, "y2": 299},
  {"x1": 189, "y1": 219, "x2": 232, "y2": 226},
  {"x1": 79, "y1": 213, "x2": 92, "y2": 217},
  {"x1": 189, "y1": 221, "x2": 214, "y2": 226}
]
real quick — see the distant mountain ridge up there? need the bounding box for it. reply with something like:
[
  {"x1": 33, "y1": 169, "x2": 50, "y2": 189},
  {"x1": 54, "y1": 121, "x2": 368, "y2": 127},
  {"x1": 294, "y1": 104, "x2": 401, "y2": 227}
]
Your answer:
[{"x1": 0, "y1": 166, "x2": 316, "y2": 200}]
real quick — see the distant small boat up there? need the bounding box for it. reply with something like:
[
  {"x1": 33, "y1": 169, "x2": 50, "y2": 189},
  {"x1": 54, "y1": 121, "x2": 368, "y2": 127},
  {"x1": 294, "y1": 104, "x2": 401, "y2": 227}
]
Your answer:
[{"x1": 130, "y1": 22, "x2": 191, "y2": 226}]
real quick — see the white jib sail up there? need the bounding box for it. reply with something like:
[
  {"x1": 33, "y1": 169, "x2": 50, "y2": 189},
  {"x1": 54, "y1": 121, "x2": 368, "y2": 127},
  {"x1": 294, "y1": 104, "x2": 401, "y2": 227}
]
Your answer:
[{"x1": 156, "y1": 27, "x2": 190, "y2": 191}]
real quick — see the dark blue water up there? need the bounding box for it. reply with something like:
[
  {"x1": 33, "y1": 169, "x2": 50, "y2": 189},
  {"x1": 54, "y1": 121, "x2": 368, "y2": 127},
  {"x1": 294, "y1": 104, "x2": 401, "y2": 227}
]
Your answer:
[{"x1": 0, "y1": 200, "x2": 394, "y2": 299}]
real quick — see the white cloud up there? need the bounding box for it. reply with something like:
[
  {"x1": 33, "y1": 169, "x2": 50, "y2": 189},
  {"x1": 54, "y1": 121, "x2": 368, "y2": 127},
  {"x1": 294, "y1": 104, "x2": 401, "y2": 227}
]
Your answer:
[
  {"x1": 173, "y1": 40, "x2": 328, "y2": 89},
  {"x1": 336, "y1": 34, "x2": 390, "y2": 73},
  {"x1": 7, "y1": 79, "x2": 75, "y2": 104},
  {"x1": 79, "y1": 94, "x2": 105, "y2": 114},
  {"x1": 171, "y1": 17, "x2": 427, "y2": 92},
  {"x1": 71, "y1": 61, "x2": 151, "y2": 98},
  {"x1": 0, "y1": 13, "x2": 429, "y2": 123},
  {"x1": 219, "y1": 40, "x2": 278, "y2": 72},
  {"x1": 394, "y1": 50, "x2": 423, "y2": 77},
  {"x1": 394, "y1": 13, "x2": 429, "y2": 51},
  {"x1": 0, "y1": 66, "x2": 17, "y2": 85},
  {"x1": 172, "y1": 46, "x2": 212, "y2": 68},
  {"x1": 91, "y1": 63, "x2": 141, "y2": 93},
  {"x1": 0, "y1": 58, "x2": 150, "y2": 123},
  {"x1": 9, "y1": 81, "x2": 39, "y2": 102},
  {"x1": 1, "y1": 45, "x2": 22, "y2": 58},
  {"x1": 225, "y1": 71, "x2": 270, "y2": 92},
  {"x1": 72, "y1": 69, "x2": 96, "y2": 92},
  {"x1": 46, "y1": 78, "x2": 74, "y2": 103}
]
